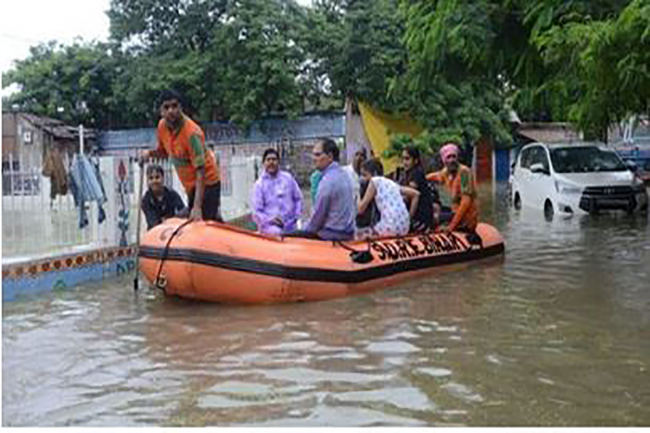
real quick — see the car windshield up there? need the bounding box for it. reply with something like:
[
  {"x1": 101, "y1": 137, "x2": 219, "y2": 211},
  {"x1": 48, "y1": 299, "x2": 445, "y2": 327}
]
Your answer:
[{"x1": 549, "y1": 147, "x2": 627, "y2": 173}]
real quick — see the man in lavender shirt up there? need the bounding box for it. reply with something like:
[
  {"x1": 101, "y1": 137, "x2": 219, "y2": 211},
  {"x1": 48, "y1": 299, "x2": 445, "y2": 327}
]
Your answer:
[
  {"x1": 286, "y1": 138, "x2": 355, "y2": 240},
  {"x1": 251, "y1": 148, "x2": 303, "y2": 236}
]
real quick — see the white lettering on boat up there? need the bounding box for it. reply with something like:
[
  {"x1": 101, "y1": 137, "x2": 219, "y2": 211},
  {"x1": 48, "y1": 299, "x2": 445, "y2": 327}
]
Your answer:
[{"x1": 370, "y1": 233, "x2": 470, "y2": 262}]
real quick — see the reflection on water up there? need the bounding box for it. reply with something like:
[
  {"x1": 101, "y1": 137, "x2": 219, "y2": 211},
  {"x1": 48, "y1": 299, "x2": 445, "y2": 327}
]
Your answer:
[{"x1": 3, "y1": 183, "x2": 650, "y2": 426}]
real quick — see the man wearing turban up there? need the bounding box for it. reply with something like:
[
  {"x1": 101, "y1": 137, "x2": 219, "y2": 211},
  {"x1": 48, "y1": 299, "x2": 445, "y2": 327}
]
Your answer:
[{"x1": 426, "y1": 143, "x2": 479, "y2": 234}]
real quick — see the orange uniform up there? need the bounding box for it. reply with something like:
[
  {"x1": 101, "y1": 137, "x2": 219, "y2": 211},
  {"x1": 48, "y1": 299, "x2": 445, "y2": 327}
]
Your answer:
[
  {"x1": 156, "y1": 116, "x2": 220, "y2": 193},
  {"x1": 426, "y1": 164, "x2": 478, "y2": 232}
]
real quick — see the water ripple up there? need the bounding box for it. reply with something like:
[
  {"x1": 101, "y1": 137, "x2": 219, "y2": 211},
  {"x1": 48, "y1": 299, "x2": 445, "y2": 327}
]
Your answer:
[{"x1": 3, "y1": 187, "x2": 650, "y2": 426}]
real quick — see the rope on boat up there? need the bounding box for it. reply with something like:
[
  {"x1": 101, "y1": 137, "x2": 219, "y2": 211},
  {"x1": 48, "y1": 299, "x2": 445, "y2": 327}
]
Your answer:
[
  {"x1": 334, "y1": 239, "x2": 375, "y2": 264},
  {"x1": 153, "y1": 219, "x2": 194, "y2": 291}
]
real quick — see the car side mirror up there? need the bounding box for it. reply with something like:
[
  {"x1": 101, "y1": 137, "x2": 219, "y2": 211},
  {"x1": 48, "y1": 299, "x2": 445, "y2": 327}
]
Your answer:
[
  {"x1": 530, "y1": 163, "x2": 549, "y2": 175},
  {"x1": 625, "y1": 160, "x2": 638, "y2": 173}
]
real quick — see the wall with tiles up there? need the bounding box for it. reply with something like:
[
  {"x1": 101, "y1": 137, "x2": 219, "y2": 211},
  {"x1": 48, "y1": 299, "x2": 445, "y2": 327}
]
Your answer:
[{"x1": 2, "y1": 246, "x2": 137, "y2": 302}]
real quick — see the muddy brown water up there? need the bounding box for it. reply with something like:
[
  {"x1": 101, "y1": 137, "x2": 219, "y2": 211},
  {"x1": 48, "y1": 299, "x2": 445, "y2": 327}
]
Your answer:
[{"x1": 3, "y1": 184, "x2": 649, "y2": 426}]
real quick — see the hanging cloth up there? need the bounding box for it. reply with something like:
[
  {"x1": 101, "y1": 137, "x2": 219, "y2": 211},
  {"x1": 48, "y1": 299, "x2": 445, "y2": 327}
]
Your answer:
[
  {"x1": 357, "y1": 101, "x2": 424, "y2": 175},
  {"x1": 42, "y1": 149, "x2": 68, "y2": 199},
  {"x1": 68, "y1": 154, "x2": 107, "y2": 229}
]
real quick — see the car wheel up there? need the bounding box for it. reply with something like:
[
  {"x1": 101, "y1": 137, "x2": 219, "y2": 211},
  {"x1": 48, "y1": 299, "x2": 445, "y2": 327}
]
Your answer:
[
  {"x1": 513, "y1": 193, "x2": 522, "y2": 210},
  {"x1": 544, "y1": 200, "x2": 554, "y2": 220}
]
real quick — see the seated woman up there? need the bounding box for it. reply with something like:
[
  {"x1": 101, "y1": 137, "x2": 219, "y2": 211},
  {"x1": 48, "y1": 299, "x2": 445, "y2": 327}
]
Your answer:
[
  {"x1": 357, "y1": 159, "x2": 420, "y2": 238},
  {"x1": 398, "y1": 146, "x2": 440, "y2": 232}
]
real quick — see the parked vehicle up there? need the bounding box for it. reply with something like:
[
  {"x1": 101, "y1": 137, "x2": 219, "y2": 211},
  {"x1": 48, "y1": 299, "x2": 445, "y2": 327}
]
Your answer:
[
  {"x1": 615, "y1": 147, "x2": 650, "y2": 185},
  {"x1": 511, "y1": 142, "x2": 648, "y2": 217}
]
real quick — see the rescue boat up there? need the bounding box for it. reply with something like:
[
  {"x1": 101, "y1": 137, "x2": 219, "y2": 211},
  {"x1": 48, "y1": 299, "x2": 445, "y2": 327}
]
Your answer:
[{"x1": 138, "y1": 218, "x2": 504, "y2": 304}]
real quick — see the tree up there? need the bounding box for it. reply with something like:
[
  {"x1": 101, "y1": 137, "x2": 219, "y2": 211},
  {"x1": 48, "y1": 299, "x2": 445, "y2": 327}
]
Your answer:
[
  {"x1": 387, "y1": 0, "x2": 513, "y2": 149},
  {"x1": 4, "y1": 0, "x2": 646, "y2": 141},
  {"x1": 386, "y1": 0, "x2": 643, "y2": 150},
  {"x1": 534, "y1": 0, "x2": 650, "y2": 141},
  {"x1": 108, "y1": 0, "x2": 229, "y2": 54},
  {"x1": 109, "y1": 0, "x2": 309, "y2": 126},
  {"x1": 3, "y1": 41, "x2": 122, "y2": 128},
  {"x1": 3, "y1": 0, "x2": 312, "y2": 129},
  {"x1": 304, "y1": 0, "x2": 407, "y2": 107}
]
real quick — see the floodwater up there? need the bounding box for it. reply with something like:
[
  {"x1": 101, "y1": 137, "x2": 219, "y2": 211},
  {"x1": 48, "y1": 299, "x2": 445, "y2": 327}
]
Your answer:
[{"x1": 3, "y1": 183, "x2": 650, "y2": 426}]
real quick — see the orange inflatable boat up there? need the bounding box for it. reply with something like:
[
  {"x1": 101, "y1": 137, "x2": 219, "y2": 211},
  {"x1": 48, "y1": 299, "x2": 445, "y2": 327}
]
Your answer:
[{"x1": 138, "y1": 218, "x2": 505, "y2": 304}]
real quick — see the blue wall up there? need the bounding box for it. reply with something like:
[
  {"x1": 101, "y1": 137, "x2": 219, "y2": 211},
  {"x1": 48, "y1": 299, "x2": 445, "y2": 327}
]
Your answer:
[
  {"x1": 3, "y1": 257, "x2": 135, "y2": 302},
  {"x1": 99, "y1": 113, "x2": 345, "y2": 152},
  {"x1": 616, "y1": 148, "x2": 650, "y2": 171},
  {"x1": 494, "y1": 149, "x2": 511, "y2": 182}
]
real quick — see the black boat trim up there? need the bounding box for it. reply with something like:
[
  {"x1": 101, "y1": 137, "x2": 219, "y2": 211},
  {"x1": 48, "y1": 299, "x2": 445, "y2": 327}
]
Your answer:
[{"x1": 139, "y1": 243, "x2": 504, "y2": 284}]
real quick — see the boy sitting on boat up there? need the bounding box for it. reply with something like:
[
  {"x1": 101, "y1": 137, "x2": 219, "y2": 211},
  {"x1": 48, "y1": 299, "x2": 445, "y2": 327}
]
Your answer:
[{"x1": 141, "y1": 164, "x2": 185, "y2": 230}]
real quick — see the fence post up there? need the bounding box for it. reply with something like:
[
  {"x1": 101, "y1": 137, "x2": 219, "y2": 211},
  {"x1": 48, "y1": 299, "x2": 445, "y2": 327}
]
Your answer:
[
  {"x1": 131, "y1": 159, "x2": 144, "y2": 244},
  {"x1": 98, "y1": 157, "x2": 114, "y2": 246},
  {"x1": 79, "y1": 125, "x2": 85, "y2": 154}
]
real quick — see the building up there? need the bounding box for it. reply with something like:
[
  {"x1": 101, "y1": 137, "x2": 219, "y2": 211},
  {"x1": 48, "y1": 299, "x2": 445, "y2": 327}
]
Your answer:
[
  {"x1": 2, "y1": 111, "x2": 96, "y2": 195},
  {"x1": 2, "y1": 111, "x2": 97, "y2": 169}
]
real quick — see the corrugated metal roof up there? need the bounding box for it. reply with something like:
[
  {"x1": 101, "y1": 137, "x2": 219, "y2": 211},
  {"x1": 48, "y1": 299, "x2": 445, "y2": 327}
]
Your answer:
[
  {"x1": 516, "y1": 122, "x2": 581, "y2": 143},
  {"x1": 18, "y1": 113, "x2": 96, "y2": 140}
]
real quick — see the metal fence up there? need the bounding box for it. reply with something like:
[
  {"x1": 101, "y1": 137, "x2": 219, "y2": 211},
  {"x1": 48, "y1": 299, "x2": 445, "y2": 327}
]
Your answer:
[{"x1": 2, "y1": 152, "x2": 259, "y2": 261}]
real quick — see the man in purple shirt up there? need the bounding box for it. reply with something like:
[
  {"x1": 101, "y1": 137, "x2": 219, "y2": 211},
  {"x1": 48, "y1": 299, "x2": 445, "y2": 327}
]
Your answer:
[
  {"x1": 251, "y1": 148, "x2": 303, "y2": 236},
  {"x1": 286, "y1": 138, "x2": 355, "y2": 240}
]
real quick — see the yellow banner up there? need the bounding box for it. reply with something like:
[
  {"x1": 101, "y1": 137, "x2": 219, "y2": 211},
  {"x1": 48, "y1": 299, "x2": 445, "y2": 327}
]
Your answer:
[{"x1": 357, "y1": 101, "x2": 424, "y2": 174}]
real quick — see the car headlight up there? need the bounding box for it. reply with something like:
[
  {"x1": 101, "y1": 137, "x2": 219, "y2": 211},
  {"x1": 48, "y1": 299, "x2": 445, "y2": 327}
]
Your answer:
[
  {"x1": 632, "y1": 177, "x2": 647, "y2": 192},
  {"x1": 554, "y1": 180, "x2": 582, "y2": 194}
]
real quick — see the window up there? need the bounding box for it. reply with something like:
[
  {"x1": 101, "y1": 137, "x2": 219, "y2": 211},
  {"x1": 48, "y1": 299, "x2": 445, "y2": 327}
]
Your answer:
[
  {"x1": 529, "y1": 147, "x2": 550, "y2": 171},
  {"x1": 2, "y1": 160, "x2": 20, "y2": 171},
  {"x1": 550, "y1": 147, "x2": 626, "y2": 173},
  {"x1": 519, "y1": 148, "x2": 533, "y2": 169}
]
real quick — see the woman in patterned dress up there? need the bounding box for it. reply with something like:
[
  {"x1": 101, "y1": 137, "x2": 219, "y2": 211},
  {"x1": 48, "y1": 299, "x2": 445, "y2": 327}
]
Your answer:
[{"x1": 357, "y1": 159, "x2": 420, "y2": 238}]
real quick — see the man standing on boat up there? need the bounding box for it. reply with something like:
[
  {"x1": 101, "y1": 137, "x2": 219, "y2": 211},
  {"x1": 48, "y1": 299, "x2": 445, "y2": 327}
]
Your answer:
[
  {"x1": 342, "y1": 147, "x2": 367, "y2": 204},
  {"x1": 426, "y1": 143, "x2": 479, "y2": 234},
  {"x1": 251, "y1": 148, "x2": 303, "y2": 236},
  {"x1": 142, "y1": 90, "x2": 221, "y2": 222},
  {"x1": 286, "y1": 138, "x2": 356, "y2": 240}
]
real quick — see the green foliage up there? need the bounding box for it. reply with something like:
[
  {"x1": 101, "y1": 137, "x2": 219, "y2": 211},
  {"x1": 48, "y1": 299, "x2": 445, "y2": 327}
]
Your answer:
[
  {"x1": 534, "y1": 0, "x2": 650, "y2": 140},
  {"x1": 511, "y1": 0, "x2": 633, "y2": 123},
  {"x1": 2, "y1": 0, "x2": 647, "y2": 144},
  {"x1": 386, "y1": 0, "x2": 514, "y2": 152},
  {"x1": 3, "y1": 42, "x2": 123, "y2": 128},
  {"x1": 390, "y1": 0, "x2": 644, "y2": 148},
  {"x1": 384, "y1": 131, "x2": 436, "y2": 159},
  {"x1": 304, "y1": 0, "x2": 406, "y2": 107},
  {"x1": 108, "y1": 0, "x2": 230, "y2": 54},
  {"x1": 108, "y1": 0, "x2": 308, "y2": 127},
  {"x1": 3, "y1": 0, "x2": 309, "y2": 129}
]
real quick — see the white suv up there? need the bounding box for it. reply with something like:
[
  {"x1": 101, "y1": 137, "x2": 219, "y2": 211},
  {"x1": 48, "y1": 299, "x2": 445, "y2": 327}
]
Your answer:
[{"x1": 511, "y1": 142, "x2": 648, "y2": 217}]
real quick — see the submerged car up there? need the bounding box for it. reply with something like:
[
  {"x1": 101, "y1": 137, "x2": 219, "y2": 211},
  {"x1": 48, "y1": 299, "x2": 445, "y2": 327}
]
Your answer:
[{"x1": 511, "y1": 142, "x2": 648, "y2": 217}]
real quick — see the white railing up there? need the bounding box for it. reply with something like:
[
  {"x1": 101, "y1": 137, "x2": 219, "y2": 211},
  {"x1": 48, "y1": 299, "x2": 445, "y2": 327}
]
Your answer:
[{"x1": 2, "y1": 154, "x2": 259, "y2": 262}]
